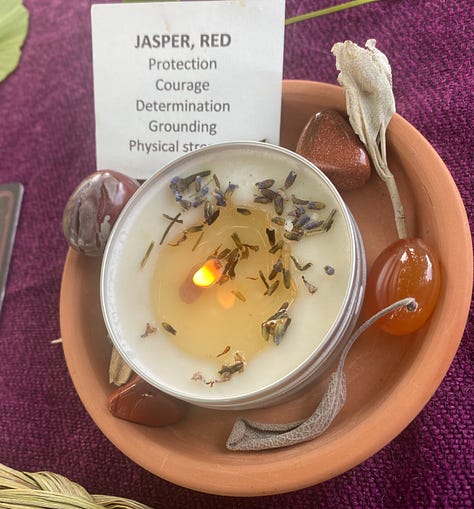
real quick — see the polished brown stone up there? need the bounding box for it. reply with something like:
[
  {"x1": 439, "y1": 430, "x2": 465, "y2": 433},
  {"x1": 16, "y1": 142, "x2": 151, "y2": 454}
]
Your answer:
[
  {"x1": 108, "y1": 374, "x2": 189, "y2": 427},
  {"x1": 62, "y1": 170, "x2": 139, "y2": 256},
  {"x1": 296, "y1": 109, "x2": 371, "y2": 191}
]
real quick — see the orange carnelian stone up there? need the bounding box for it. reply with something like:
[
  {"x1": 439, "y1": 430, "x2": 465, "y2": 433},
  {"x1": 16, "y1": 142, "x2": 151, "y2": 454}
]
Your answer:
[{"x1": 365, "y1": 238, "x2": 441, "y2": 335}]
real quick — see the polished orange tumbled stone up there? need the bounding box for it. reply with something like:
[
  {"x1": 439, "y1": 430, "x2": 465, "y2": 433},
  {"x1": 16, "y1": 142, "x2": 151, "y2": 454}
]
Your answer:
[{"x1": 365, "y1": 238, "x2": 441, "y2": 335}]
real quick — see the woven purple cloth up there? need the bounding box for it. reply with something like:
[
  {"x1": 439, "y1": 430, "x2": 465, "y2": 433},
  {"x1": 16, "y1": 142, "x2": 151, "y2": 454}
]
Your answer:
[{"x1": 0, "y1": 0, "x2": 472, "y2": 507}]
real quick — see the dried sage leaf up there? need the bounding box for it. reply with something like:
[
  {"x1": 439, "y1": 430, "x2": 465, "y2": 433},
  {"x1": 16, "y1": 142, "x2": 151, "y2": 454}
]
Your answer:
[{"x1": 332, "y1": 39, "x2": 407, "y2": 238}]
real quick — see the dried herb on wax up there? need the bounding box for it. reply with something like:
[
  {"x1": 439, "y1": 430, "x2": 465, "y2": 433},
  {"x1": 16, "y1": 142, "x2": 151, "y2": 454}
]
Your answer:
[
  {"x1": 162, "y1": 322, "x2": 177, "y2": 336},
  {"x1": 140, "y1": 241, "x2": 155, "y2": 268},
  {"x1": 140, "y1": 322, "x2": 157, "y2": 338}
]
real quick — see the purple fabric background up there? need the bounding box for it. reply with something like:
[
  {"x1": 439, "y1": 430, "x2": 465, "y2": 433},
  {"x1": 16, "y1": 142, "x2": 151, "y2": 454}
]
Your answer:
[{"x1": 0, "y1": 0, "x2": 472, "y2": 507}]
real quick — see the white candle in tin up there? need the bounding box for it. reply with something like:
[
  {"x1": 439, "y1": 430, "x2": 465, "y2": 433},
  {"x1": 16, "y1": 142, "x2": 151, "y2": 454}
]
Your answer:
[{"x1": 101, "y1": 143, "x2": 364, "y2": 409}]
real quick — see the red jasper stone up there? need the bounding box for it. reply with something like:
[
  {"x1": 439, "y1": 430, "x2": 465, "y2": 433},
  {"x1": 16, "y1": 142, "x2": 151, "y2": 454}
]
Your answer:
[
  {"x1": 296, "y1": 109, "x2": 372, "y2": 191},
  {"x1": 108, "y1": 374, "x2": 189, "y2": 427}
]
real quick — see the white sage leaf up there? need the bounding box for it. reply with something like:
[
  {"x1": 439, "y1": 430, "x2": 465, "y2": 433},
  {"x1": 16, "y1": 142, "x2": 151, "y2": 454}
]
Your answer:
[{"x1": 331, "y1": 39, "x2": 407, "y2": 238}]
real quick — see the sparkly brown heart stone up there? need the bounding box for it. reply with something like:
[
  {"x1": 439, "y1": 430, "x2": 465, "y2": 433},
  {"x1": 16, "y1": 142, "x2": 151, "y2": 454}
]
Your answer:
[{"x1": 296, "y1": 109, "x2": 372, "y2": 191}]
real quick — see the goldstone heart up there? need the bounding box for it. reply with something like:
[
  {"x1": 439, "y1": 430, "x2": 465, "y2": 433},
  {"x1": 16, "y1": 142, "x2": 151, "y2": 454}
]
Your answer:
[{"x1": 296, "y1": 109, "x2": 371, "y2": 191}]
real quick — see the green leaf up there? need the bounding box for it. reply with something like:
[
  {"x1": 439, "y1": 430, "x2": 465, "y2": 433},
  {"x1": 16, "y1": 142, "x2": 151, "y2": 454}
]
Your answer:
[
  {"x1": 285, "y1": 0, "x2": 378, "y2": 25},
  {"x1": 0, "y1": 0, "x2": 29, "y2": 82},
  {"x1": 123, "y1": 0, "x2": 179, "y2": 3}
]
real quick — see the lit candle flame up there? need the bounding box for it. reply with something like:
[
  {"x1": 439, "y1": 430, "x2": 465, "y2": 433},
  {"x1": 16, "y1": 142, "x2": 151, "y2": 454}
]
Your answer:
[{"x1": 192, "y1": 258, "x2": 224, "y2": 287}]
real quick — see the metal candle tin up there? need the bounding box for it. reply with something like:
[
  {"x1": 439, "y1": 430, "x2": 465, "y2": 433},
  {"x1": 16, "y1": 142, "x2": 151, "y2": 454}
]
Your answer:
[{"x1": 101, "y1": 142, "x2": 366, "y2": 410}]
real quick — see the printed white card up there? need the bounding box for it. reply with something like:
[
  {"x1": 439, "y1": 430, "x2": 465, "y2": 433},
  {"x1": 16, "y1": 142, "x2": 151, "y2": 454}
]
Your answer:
[{"x1": 91, "y1": 0, "x2": 286, "y2": 179}]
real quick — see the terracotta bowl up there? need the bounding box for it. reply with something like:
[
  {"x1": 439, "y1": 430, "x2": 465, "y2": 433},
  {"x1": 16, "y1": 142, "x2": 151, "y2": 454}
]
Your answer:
[{"x1": 60, "y1": 80, "x2": 472, "y2": 496}]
